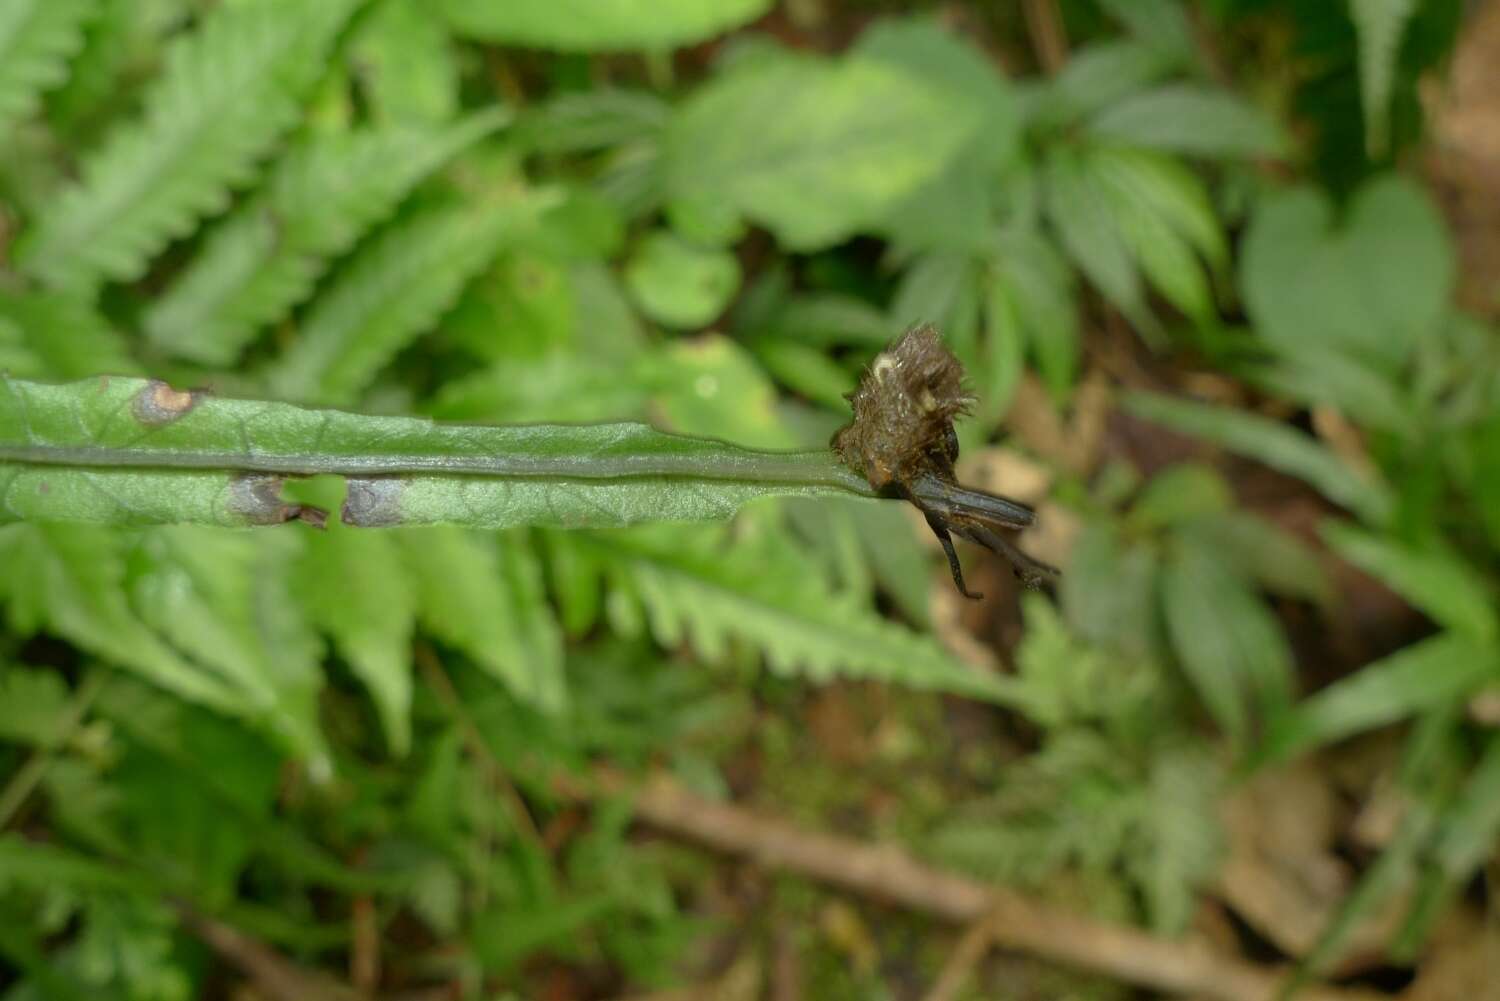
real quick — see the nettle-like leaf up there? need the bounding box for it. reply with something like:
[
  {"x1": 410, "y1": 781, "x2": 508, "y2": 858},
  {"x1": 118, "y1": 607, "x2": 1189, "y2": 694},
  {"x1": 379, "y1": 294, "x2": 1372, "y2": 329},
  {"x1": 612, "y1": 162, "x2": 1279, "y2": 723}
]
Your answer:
[
  {"x1": 664, "y1": 47, "x2": 983, "y2": 250},
  {"x1": 577, "y1": 523, "x2": 1019, "y2": 703},
  {"x1": 145, "y1": 112, "x2": 505, "y2": 365},
  {"x1": 0, "y1": 375, "x2": 873, "y2": 530},
  {"x1": 1087, "y1": 84, "x2": 1285, "y2": 158},
  {"x1": 15, "y1": 0, "x2": 362, "y2": 292},
  {"x1": 0, "y1": 0, "x2": 98, "y2": 139},
  {"x1": 267, "y1": 192, "x2": 551, "y2": 405},
  {"x1": 855, "y1": 17, "x2": 1020, "y2": 253},
  {"x1": 1241, "y1": 173, "x2": 1454, "y2": 374},
  {"x1": 440, "y1": 0, "x2": 772, "y2": 52}
]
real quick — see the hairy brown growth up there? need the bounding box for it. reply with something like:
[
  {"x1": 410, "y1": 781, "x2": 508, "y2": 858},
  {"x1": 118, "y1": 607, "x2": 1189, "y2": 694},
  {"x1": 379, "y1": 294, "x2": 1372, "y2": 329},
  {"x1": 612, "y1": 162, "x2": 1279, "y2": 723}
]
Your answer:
[{"x1": 832, "y1": 324, "x2": 1058, "y2": 596}]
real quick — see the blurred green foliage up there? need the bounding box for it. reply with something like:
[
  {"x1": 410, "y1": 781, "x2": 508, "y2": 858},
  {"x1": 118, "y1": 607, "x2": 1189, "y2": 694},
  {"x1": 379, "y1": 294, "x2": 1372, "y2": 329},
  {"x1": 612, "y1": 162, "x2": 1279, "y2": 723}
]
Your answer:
[{"x1": 0, "y1": 0, "x2": 1497, "y2": 997}]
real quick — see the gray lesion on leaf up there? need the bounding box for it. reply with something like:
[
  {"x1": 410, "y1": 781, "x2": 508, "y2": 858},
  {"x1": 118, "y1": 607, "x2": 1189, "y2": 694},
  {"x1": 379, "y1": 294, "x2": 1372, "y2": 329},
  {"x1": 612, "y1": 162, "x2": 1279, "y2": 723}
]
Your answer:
[
  {"x1": 132, "y1": 379, "x2": 202, "y2": 428},
  {"x1": 227, "y1": 472, "x2": 327, "y2": 527},
  {"x1": 342, "y1": 476, "x2": 404, "y2": 527}
]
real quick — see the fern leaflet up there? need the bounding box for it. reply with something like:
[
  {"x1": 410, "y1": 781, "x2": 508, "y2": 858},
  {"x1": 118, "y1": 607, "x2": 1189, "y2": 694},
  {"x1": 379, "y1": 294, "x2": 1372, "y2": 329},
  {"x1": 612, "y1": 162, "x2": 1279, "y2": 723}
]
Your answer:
[
  {"x1": 144, "y1": 112, "x2": 505, "y2": 364},
  {"x1": 0, "y1": 0, "x2": 97, "y2": 140},
  {"x1": 15, "y1": 0, "x2": 362, "y2": 293},
  {"x1": 267, "y1": 191, "x2": 553, "y2": 404},
  {"x1": 577, "y1": 524, "x2": 1020, "y2": 703}
]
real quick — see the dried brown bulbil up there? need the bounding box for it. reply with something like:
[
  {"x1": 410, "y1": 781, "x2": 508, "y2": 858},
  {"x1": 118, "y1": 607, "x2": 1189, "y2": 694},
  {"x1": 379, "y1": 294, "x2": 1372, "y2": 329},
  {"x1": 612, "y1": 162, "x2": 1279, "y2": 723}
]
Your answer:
[{"x1": 832, "y1": 324, "x2": 1058, "y2": 596}]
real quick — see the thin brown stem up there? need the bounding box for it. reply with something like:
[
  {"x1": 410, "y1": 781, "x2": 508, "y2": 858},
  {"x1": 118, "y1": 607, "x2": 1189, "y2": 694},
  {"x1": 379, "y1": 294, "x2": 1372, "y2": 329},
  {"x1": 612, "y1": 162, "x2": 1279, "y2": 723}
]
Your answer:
[
  {"x1": 1022, "y1": 0, "x2": 1069, "y2": 74},
  {"x1": 572, "y1": 768, "x2": 1383, "y2": 1001}
]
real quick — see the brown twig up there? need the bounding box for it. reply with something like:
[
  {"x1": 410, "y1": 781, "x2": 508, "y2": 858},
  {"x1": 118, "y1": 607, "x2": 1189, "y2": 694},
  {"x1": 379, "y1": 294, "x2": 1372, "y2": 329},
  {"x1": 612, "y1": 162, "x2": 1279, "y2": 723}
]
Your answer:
[
  {"x1": 577, "y1": 768, "x2": 1384, "y2": 1001},
  {"x1": 921, "y1": 910, "x2": 1001, "y2": 1001},
  {"x1": 1022, "y1": 0, "x2": 1069, "y2": 74},
  {"x1": 182, "y1": 908, "x2": 367, "y2": 1001}
]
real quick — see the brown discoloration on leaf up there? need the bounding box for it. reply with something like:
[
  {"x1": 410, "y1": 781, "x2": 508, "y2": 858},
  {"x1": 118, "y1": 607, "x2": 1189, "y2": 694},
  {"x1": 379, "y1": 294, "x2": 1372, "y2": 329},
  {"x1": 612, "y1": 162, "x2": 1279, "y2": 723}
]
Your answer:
[
  {"x1": 341, "y1": 477, "x2": 404, "y2": 527},
  {"x1": 227, "y1": 473, "x2": 327, "y2": 527},
  {"x1": 830, "y1": 324, "x2": 1058, "y2": 596},
  {"x1": 132, "y1": 379, "x2": 201, "y2": 427}
]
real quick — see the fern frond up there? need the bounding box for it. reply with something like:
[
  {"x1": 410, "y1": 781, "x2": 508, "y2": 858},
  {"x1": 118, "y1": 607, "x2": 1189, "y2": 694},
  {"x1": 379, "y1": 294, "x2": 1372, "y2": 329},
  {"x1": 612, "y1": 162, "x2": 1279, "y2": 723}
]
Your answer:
[
  {"x1": 580, "y1": 524, "x2": 1018, "y2": 702},
  {"x1": 144, "y1": 112, "x2": 505, "y2": 364},
  {"x1": 1350, "y1": 0, "x2": 1415, "y2": 158},
  {"x1": 15, "y1": 0, "x2": 363, "y2": 293},
  {"x1": 0, "y1": 290, "x2": 138, "y2": 378},
  {"x1": 0, "y1": 0, "x2": 98, "y2": 139},
  {"x1": 267, "y1": 191, "x2": 553, "y2": 405}
]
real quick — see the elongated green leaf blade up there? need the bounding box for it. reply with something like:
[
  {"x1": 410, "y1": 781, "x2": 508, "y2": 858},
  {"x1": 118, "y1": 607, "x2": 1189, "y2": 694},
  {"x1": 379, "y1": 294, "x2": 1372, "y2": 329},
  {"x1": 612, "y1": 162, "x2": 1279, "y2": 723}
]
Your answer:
[
  {"x1": 0, "y1": 375, "x2": 871, "y2": 529},
  {"x1": 1124, "y1": 391, "x2": 1395, "y2": 524},
  {"x1": 1323, "y1": 523, "x2": 1497, "y2": 642},
  {"x1": 1263, "y1": 633, "x2": 1500, "y2": 762},
  {"x1": 441, "y1": 0, "x2": 771, "y2": 51},
  {"x1": 1088, "y1": 84, "x2": 1285, "y2": 158}
]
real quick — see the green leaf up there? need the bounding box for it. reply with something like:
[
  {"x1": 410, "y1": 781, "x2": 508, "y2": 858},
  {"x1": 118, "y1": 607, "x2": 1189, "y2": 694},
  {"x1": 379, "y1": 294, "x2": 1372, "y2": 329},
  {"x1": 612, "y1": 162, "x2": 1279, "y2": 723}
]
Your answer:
[
  {"x1": 0, "y1": 0, "x2": 98, "y2": 140},
  {"x1": 0, "y1": 374, "x2": 873, "y2": 529},
  {"x1": 1059, "y1": 521, "x2": 1161, "y2": 661},
  {"x1": 350, "y1": 0, "x2": 458, "y2": 124},
  {"x1": 145, "y1": 113, "x2": 506, "y2": 365},
  {"x1": 1095, "y1": 0, "x2": 1195, "y2": 60},
  {"x1": 1241, "y1": 174, "x2": 1454, "y2": 373},
  {"x1": 1139, "y1": 747, "x2": 1222, "y2": 934},
  {"x1": 1044, "y1": 148, "x2": 1149, "y2": 331},
  {"x1": 440, "y1": 0, "x2": 771, "y2": 51},
  {"x1": 1321, "y1": 523, "x2": 1497, "y2": 642},
  {"x1": 131, "y1": 526, "x2": 327, "y2": 762},
  {"x1": 1162, "y1": 538, "x2": 1294, "y2": 744},
  {"x1": 991, "y1": 228, "x2": 1078, "y2": 400},
  {"x1": 0, "y1": 291, "x2": 138, "y2": 379},
  {"x1": 1186, "y1": 513, "x2": 1332, "y2": 607},
  {"x1": 624, "y1": 231, "x2": 740, "y2": 329},
  {"x1": 15, "y1": 0, "x2": 362, "y2": 292},
  {"x1": 1030, "y1": 40, "x2": 1176, "y2": 126},
  {"x1": 664, "y1": 50, "x2": 982, "y2": 250},
  {"x1": 296, "y1": 521, "x2": 417, "y2": 754},
  {"x1": 399, "y1": 527, "x2": 566, "y2": 713},
  {"x1": 1350, "y1": 0, "x2": 1416, "y2": 157},
  {"x1": 0, "y1": 523, "x2": 241, "y2": 711},
  {"x1": 855, "y1": 17, "x2": 1019, "y2": 253},
  {"x1": 1088, "y1": 84, "x2": 1285, "y2": 158},
  {"x1": 1128, "y1": 464, "x2": 1232, "y2": 531},
  {"x1": 591, "y1": 523, "x2": 1021, "y2": 703},
  {"x1": 1124, "y1": 391, "x2": 1395, "y2": 524},
  {"x1": 1090, "y1": 147, "x2": 1226, "y2": 268},
  {"x1": 0, "y1": 665, "x2": 71, "y2": 747},
  {"x1": 1263, "y1": 633, "x2": 1500, "y2": 762},
  {"x1": 268, "y1": 193, "x2": 551, "y2": 405}
]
